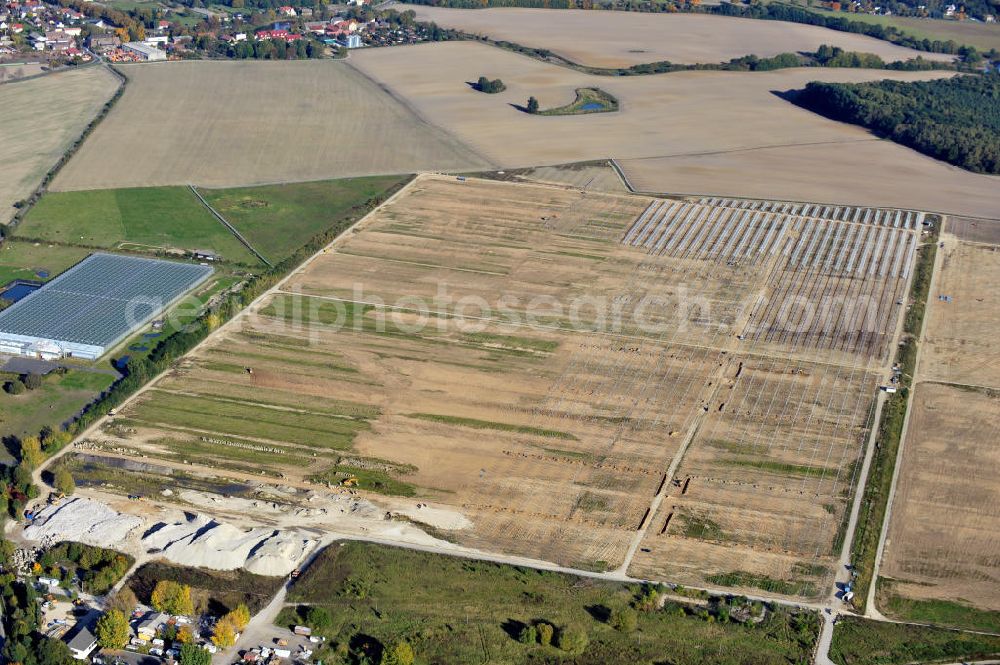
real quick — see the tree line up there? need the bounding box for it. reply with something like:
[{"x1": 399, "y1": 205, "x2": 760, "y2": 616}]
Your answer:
[{"x1": 794, "y1": 73, "x2": 1000, "y2": 175}]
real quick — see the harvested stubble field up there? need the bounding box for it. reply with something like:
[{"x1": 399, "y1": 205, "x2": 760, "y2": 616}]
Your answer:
[
  {"x1": 107, "y1": 176, "x2": 919, "y2": 597},
  {"x1": 350, "y1": 42, "x2": 1000, "y2": 219},
  {"x1": 406, "y1": 7, "x2": 946, "y2": 67},
  {"x1": 875, "y1": 227, "x2": 1000, "y2": 631},
  {"x1": 879, "y1": 382, "x2": 1000, "y2": 629},
  {"x1": 52, "y1": 61, "x2": 490, "y2": 192},
  {"x1": 0, "y1": 66, "x2": 120, "y2": 224},
  {"x1": 919, "y1": 235, "x2": 1000, "y2": 388}
]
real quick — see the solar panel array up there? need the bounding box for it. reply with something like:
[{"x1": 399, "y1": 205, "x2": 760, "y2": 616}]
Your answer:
[{"x1": 0, "y1": 253, "x2": 212, "y2": 349}]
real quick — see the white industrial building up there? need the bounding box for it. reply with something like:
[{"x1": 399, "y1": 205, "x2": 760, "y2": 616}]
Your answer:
[
  {"x1": 0, "y1": 253, "x2": 212, "y2": 361},
  {"x1": 123, "y1": 41, "x2": 166, "y2": 60}
]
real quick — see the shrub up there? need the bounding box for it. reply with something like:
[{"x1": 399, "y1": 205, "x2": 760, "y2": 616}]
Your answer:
[
  {"x1": 4, "y1": 380, "x2": 24, "y2": 395},
  {"x1": 536, "y1": 621, "x2": 554, "y2": 646},
  {"x1": 54, "y1": 466, "x2": 75, "y2": 495},
  {"x1": 20, "y1": 373, "x2": 42, "y2": 390},
  {"x1": 518, "y1": 624, "x2": 537, "y2": 644},
  {"x1": 609, "y1": 606, "x2": 638, "y2": 633},
  {"x1": 556, "y1": 624, "x2": 589, "y2": 654},
  {"x1": 305, "y1": 605, "x2": 331, "y2": 630}
]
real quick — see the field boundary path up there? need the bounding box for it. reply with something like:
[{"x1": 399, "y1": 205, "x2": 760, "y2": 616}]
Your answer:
[
  {"x1": 189, "y1": 184, "x2": 273, "y2": 268},
  {"x1": 863, "y1": 217, "x2": 948, "y2": 617},
  {"x1": 608, "y1": 158, "x2": 636, "y2": 192}
]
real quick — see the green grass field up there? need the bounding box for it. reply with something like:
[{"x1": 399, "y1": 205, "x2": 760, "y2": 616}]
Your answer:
[
  {"x1": 127, "y1": 389, "x2": 372, "y2": 450},
  {"x1": 19, "y1": 187, "x2": 261, "y2": 264},
  {"x1": 876, "y1": 579, "x2": 1000, "y2": 633},
  {"x1": 0, "y1": 369, "x2": 115, "y2": 441},
  {"x1": 199, "y1": 175, "x2": 410, "y2": 265},
  {"x1": 830, "y1": 616, "x2": 1000, "y2": 665},
  {"x1": 0, "y1": 241, "x2": 91, "y2": 286},
  {"x1": 280, "y1": 541, "x2": 819, "y2": 665}
]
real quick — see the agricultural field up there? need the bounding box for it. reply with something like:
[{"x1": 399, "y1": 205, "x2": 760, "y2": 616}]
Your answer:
[
  {"x1": 876, "y1": 383, "x2": 1000, "y2": 629},
  {"x1": 276, "y1": 540, "x2": 820, "y2": 665},
  {"x1": 919, "y1": 235, "x2": 1000, "y2": 388},
  {"x1": 96, "y1": 176, "x2": 922, "y2": 600},
  {"x1": 0, "y1": 368, "x2": 116, "y2": 441},
  {"x1": 199, "y1": 175, "x2": 411, "y2": 265},
  {"x1": 0, "y1": 240, "x2": 91, "y2": 286},
  {"x1": 0, "y1": 62, "x2": 45, "y2": 83},
  {"x1": 406, "y1": 6, "x2": 948, "y2": 67},
  {"x1": 0, "y1": 65, "x2": 120, "y2": 224},
  {"x1": 490, "y1": 162, "x2": 629, "y2": 193},
  {"x1": 799, "y1": 5, "x2": 1000, "y2": 53},
  {"x1": 349, "y1": 41, "x2": 1000, "y2": 219},
  {"x1": 52, "y1": 61, "x2": 490, "y2": 192},
  {"x1": 19, "y1": 186, "x2": 261, "y2": 265},
  {"x1": 876, "y1": 226, "x2": 1000, "y2": 632}
]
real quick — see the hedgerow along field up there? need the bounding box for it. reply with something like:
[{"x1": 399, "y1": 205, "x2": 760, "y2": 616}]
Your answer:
[
  {"x1": 279, "y1": 540, "x2": 820, "y2": 665},
  {"x1": 99, "y1": 176, "x2": 924, "y2": 601},
  {"x1": 0, "y1": 66, "x2": 120, "y2": 224}
]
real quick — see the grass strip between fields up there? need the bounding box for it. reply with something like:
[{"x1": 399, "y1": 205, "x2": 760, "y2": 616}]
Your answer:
[
  {"x1": 848, "y1": 219, "x2": 939, "y2": 614},
  {"x1": 875, "y1": 578, "x2": 1000, "y2": 633},
  {"x1": 830, "y1": 615, "x2": 1000, "y2": 665},
  {"x1": 406, "y1": 412, "x2": 578, "y2": 440}
]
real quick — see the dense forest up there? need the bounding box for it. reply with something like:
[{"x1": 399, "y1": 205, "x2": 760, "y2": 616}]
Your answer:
[{"x1": 794, "y1": 73, "x2": 1000, "y2": 174}]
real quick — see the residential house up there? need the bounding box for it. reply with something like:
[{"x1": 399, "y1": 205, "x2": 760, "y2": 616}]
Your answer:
[
  {"x1": 88, "y1": 33, "x2": 119, "y2": 50},
  {"x1": 137, "y1": 611, "x2": 170, "y2": 640},
  {"x1": 63, "y1": 611, "x2": 101, "y2": 661},
  {"x1": 277, "y1": 5, "x2": 296, "y2": 16}
]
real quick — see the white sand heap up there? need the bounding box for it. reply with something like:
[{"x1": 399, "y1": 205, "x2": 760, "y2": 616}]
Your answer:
[
  {"x1": 24, "y1": 497, "x2": 143, "y2": 547},
  {"x1": 142, "y1": 514, "x2": 315, "y2": 577}
]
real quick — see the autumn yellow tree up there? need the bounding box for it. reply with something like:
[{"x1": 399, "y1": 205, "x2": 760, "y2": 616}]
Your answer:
[
  {"x1": 20, "y1": 436, "x2": 44, "y2": 468},
  {"x1": 176, "y1": 624, "x2": 196, "y2": 644},
  {"x1": 211, "y1": 614, "x2": 238, "y2": 648},
  {"x1": 229, "y1": 604, "x2": 251, "y2": 630},
  {"x1": 151, "y1": 580, "x2": 194, "y2": 616}
]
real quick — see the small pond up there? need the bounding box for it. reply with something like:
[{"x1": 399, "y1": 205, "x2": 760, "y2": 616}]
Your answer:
[{"x1": 0, "y1": 280, "x2": 42, "y2": 303}]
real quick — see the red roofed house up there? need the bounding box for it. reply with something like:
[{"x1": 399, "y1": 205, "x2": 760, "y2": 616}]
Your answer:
[
  {"x1": 277, "y1": 5, "x2": 296, "y2": 16},
  {"x1": 255, "y1": 28, "x2": 301, "y2": 41}
]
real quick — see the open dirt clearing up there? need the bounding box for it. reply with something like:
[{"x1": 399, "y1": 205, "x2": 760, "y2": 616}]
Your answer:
[
  {"x1": 880, "y1": 382, "x2": 1000, "y2": 612},
  {"x1": 93, "y1": 176, "x2": 920, "y2": 599},
  {"x1": 349, "y1": 42, "x2": 999, "y2": 218},
  {"x1": 920, "y1": 235, "x2": 1000, "y2": 388},
  {"x1": 406, "y1": 7, "x2": 948, "y2": 67},
  {"x1": 0, "y1": 66, "x2": 119, "y2": 223},
  {"x1": 52, "y1": 60, "x2": 490, "y2": 191}
]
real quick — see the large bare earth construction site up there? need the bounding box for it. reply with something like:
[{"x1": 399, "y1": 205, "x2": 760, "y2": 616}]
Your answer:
[
  {"x1": 71, "y1": 174, "x2": 932, "y2": 601},
  {"x1": 877, "y1": 224, "x2": 1000, "y2": 626}
]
